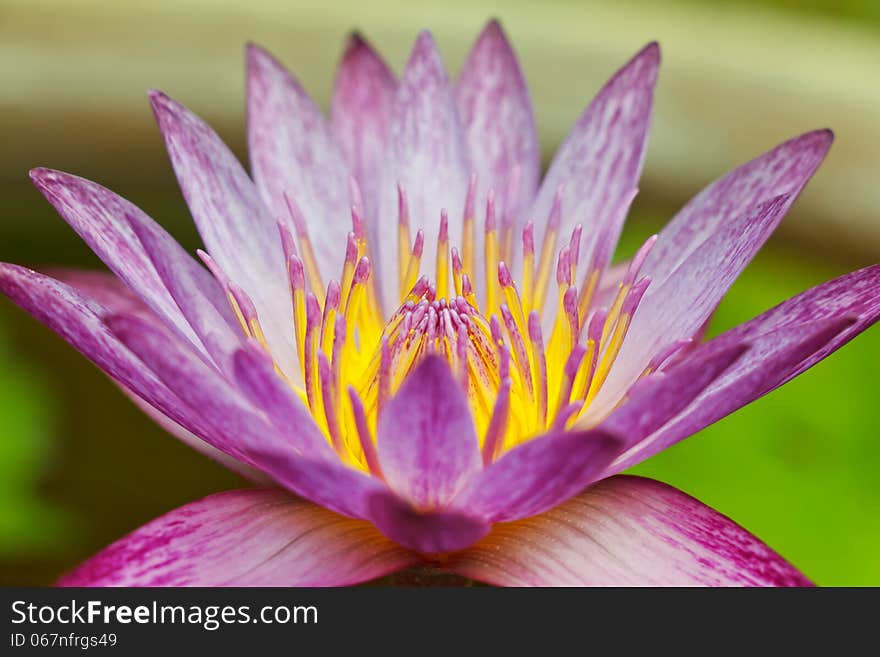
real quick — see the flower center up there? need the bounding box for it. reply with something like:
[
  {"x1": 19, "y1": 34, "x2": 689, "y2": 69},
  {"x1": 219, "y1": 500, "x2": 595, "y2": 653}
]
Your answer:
[{"x1": 203, "y1": 177, "x2": 659, "y2": 472}]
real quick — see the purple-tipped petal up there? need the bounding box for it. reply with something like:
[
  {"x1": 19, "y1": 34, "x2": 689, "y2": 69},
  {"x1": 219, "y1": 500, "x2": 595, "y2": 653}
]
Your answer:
[
  {"x1": 28, "y1": 169, "x2": 233, "y2": 356},
  {"x1": 108, "y1": 312, "x2": 383, "y2": 519},
  {"x1": 231, "y1": 342, "x2": 335, "y2": 460},
  {"x1": 456, "y1": 429, "x2": 621, "y2": 523},
  {"x1": 592, "y1": 132, "x2": 834, "y2": 413},
  {"x1": 55, "y1": 269, "x2": 269, "y2": 481},
  {"x1": 107, "y1": 313, "x2": 276, "y2": 466},
  {"x1": 331, "y1": 32, "x2": 397, "y2": 230},
  {"x1": 455, "y1": 20, "x2": 539, "y2": 256},
  {"x1": 0, "y1": 265, "x2": 223, "y2": 451},
  {"x1": 121, "y1": 386, "x2": 270, "y2": 483},
  {"x1": 458, "y1": 341, "x2": 744, "y2": 523},
  {"x1": 528, "y1": 42, "x2": 658, "y2": 311},
  {"x1": 447, "y1": 475, "x2": 811, "y2": 586},
  {"x1": 367, "y1": 492, "x2": 490, "y2": 554},
  {"x1": 377, "y1": 356, "x2": 481, "y2": 509},
  {"x1": 376, "y1": 31, "x2": 471, "y2": 309},
  {"x1": 247, "y1": 44, "x2": 352, "y2": 284},
  {"x1": 149, "y1": 90, "x2": 295, "y2": 378},
  {"x1": 126, "y1": 210, "x2": 244, "y2": 373},
  {"x1": 58, "y1": 489, "x2": 417, "y2": 586},
  {"x1": 588, "y1": 193, "x2": 794, "y2": 420},
  {"x1": 645, "y1": 130, "x2": 834, "y2": 286},
  {"x1": 608, "y1": 267, "x2": 880, "y2": 474}
]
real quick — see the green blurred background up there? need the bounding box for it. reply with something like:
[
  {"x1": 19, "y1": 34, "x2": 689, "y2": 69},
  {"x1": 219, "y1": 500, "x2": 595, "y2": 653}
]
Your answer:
[{"x1": 0, "y1": 0, "x2": 877, "y2": 585}]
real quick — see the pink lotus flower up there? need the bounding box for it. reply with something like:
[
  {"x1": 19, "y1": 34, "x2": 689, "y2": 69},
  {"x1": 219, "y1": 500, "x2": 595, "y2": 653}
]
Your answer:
[{"x1": 2, "y1": 21, "x2": 878, "y2": 586}]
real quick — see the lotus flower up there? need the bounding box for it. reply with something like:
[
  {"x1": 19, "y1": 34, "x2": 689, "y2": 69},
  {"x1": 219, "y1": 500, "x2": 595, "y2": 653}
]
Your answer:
[{"x1": 2, "y1": 20, "x2": 878, "y2": 587}]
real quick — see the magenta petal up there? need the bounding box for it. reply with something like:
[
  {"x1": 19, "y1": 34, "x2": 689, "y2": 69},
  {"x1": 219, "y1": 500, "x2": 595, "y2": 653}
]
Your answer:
[
  {"x1": 108, "y1": 312, "x2": 383, "y2": 519},
  {"x1": 149, "y1": 90, "x2": 296, "y2": 379},
  {"x1": 247, "y1": 44, "x2": 352, "y2": 284},
  {"x1": 367, "y1": 492, "x2": 490, "y2": 554},
  {"x1": 0, "y1": 265, "x2": 219, "y2": 448},
  {"x1": 331, "y1": 32, "x2": 397, "y2": 232},
  {"x1": 608, "y1": 269, "x2": 880, "y2": 474},
  {"x1": 376, "y1": 31, "x2": 471, "y2": 309},
  {"x1": 456, "y1": 429, "x2": 621, "y2": 523},
  {"x1": 58, "y1": 489, "x2": 417, "y2": 586},
  {"x1": 107, "y1": 313, "x2": 277, "y2": 466},
  {"x1": 588, "y1": 193, "x2": 793, "y2": 420},
  {"x1": 56, "y1": 269, "x2": 269, "y2": 482},
  {"x1": 596, "y1": 341, "x2": 748, "y2": 443},
  {"x1": 455, "y1": 20, "x2": 539, "y2": 253},
  {"x1": 714, "y1": 264, "x2": 880, "y2": 381},
  {"x1": 377, "y1": 356, "x2": 481, "y2": 509},
  {"x1": 528, "y1": 42, "x2": 658, "y2": 314},
  {"x1": 458, "y1": 341, "x2": 744, "y2": 523},
  {"x1": 447, "y1": 476, "x2": 811, "y2": 586},
  {"x1": 231, "y1": 343, "x2": 335, "y2": 460},
  {"x1": 645, "y1": 130, "x2": 833, "y2": 287},
  {"x1": 126, "y1": 209, "x2": 244, "y2": 373},
  {"x1": 28, "y1": 169, "x2": 228, "y2": 356},
  {"x1": 595, "y1": 131, "x2": 834, "y2": 414}
]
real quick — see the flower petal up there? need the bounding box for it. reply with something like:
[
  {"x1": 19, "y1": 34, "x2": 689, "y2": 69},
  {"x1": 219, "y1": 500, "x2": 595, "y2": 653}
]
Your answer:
[
  {"x1": 588, "y1": 193, "x2": 793, "y2": 420},
  {"x1": 331, "y1": 32, "x2": 397, "y2": 232},
  {"x1": 377, "y1": 356, "x2": 481, "y2": 509},
  {"x1": 149, "y1": 90, "x2": 296, "y2": 378},
  {"x1": 0, "y1": 265, "x2": 219, "y2": 448},
  {"x1": 247, "y1": 44, "x2": 352, "y2": 284},
  {"x1": 125, "y1": 208, "x2": 244, "y2": 373},
  {"x1": 231, "y1": 341, "x2": 335, "y2": 460},
  {"x1": 595, "y1": 131, "x2": 834, "y2": 412},
  {"x1": 106, "y1": 313, "x2": 274, "y2": 465},
  {"x1": 376, "y1": 31, "x2": 471, "y2": 309},
  {"x1": 459, "y1": 341, "x2": 744, "y2": 523},
  {"x1": 58, "y1": 489, "x2": 417, "y2": 586},
  {"x1": 644, "y1": 130, "x2": 833, "y2": 287},
  {"x1": 455, "y1": 19, "x2": 539, "y2": 260},
  {"x1": 108, "y1": 312, "x2": 384, "y2": 519},
  {"x1": 54, "y1": 269, "x2": 269, "y2": 482},
  {"x1": 28, "y1": 169, "x2": 231, "y2": 356},
  {"x1": 367, "y1": 492, "x2": 490, "y2": 554},
  {"x1": 456, "y1": 429, "x2": 620, "y2": 523},
  {"x1": 528, "y1": 42, "x2": 658, "y2": 312},
  {"x1": 608, "y1": 267, "x2": 880, "y2": 474},
  {"x1": 446, "y1": 475, "x2": 811, "y2": 586}
]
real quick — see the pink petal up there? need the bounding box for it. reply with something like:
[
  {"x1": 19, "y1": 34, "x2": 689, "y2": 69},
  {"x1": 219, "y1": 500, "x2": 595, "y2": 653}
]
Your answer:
[
  {"x1": 455, "y1": 429, "x2": 620, "y2": 523},
  {"x1": 29, "y1": 169, "x2": 231, "y2": 357},
  {"x1": 125, "y1": 208, "x2": 244, "y2": 373},
  {"x1": 331, "y1": 32, "x2": 397, "y2": 232},
  {"x1": 149, "y1": 90, "x2": 296, "y2": 379},
  {"x1": 446, "y1": 475, "x2": 811, "y2": 586},
  {"x1": 108, "y1": 313, "x2": 384, "y2": 519},
  {"x1": 608, "y1": 267, "x2": 880, "y2": 474},
  {"x1": 458, "y1": 341, "x2": 744, "y2": 523},
  {"x1": 0, "y1": 265, "x2": 221, "y2": 451},
  {"x1": 58, "y1": 489, "x2": 417, "y2": 586},
  {"x1": 121, "y1": 386, "x2": 270, "y2": 484},
  {"x1": 528, "y1": 42, "x2": 658, "y2": 313},
  {"x1": 376, "y1": 31, "x2": 471, "y2": 309},
  {"x1": 231, "y1": 342, "x2": 335, "y2": 460},
  {"x1": 594, "y1": 131, "x2": 833, "y2": 413},
  {"x1": 644, "y1": 130, "x2": 833, "y2": 287},
  {"x1": 56, "y1": 269, "x2": 269, "y2": 482},
  {"x1": 247, "y1": 44, "x2": 352, "y2": 284},
  {"x1": 588, "y1": 192, "x2": 794, "y2": 420},
  {"x1": 455, "y1": 19, "x2": 539, "y2": 263},
  {"x1": 377, "y1": 356, "x2": 481, "y2": 509},
  {"x1": 367, "y1": 491, "x2": 490, "y2": 554}
]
